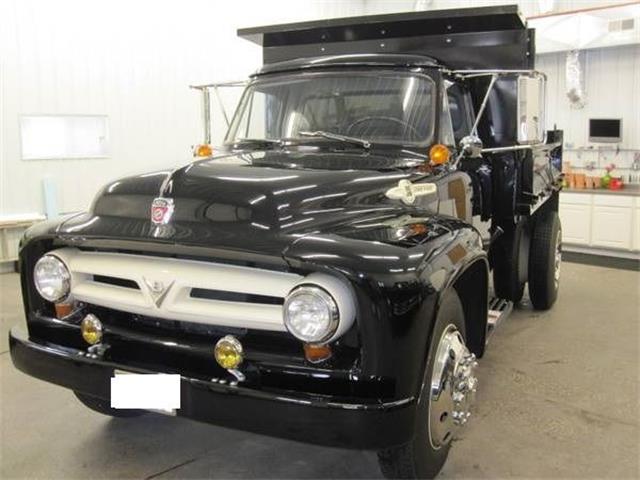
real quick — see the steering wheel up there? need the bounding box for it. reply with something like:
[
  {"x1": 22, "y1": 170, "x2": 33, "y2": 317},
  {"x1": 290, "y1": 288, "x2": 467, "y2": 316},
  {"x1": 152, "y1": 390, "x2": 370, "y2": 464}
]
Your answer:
[{"x1": 346, "y1": 116, "x2": 421, "y2": 140}]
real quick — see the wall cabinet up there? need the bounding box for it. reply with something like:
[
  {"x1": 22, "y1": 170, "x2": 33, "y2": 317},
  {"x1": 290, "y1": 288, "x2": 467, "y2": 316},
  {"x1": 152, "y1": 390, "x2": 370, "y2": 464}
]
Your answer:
[{"x1": 559, "y1": 192, "x2": 638, "y2": 253}]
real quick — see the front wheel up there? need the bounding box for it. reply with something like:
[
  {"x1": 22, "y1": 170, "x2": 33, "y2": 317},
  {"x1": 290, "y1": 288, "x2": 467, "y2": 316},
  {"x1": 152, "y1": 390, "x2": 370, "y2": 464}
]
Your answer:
[
  {"x1": 377, "y1": 292, "x2": 478, "y2": 479},
  {"x1": 528, "y1": 211, "x2": 562, "y2": 310}
]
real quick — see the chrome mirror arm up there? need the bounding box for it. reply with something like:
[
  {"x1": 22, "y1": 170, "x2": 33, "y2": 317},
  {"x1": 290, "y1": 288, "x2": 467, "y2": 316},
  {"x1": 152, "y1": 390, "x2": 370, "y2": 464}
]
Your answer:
[
  {"x1": 469, "y1": 74, "x2": 497, "y2": 138},
  {"x1": 452, "y1": 74, "x2": 496, "y2": 168},
  {"x1": 190, "y1": 81, "x2": 248, "y2": 144}
]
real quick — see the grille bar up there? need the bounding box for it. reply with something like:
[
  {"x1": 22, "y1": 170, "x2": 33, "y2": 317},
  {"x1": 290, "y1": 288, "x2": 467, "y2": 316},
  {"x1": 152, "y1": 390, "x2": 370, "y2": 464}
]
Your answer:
[
  {"x1": 190, "y1": 288, "x2": 284, "y2": 305},
  {"x1": 93, "y1": 274, "x2": 140, "y2": 290}
]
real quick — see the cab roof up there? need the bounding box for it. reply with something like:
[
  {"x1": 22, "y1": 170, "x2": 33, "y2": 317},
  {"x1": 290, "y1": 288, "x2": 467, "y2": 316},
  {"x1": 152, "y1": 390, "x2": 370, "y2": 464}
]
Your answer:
[{"x1": 254, "y1": 53, "x2": 440, "y2": 77}]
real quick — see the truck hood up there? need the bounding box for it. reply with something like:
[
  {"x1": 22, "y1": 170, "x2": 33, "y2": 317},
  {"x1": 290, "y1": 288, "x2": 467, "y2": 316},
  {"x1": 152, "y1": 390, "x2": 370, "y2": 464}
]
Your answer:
[{"x1": 56, "y1": 150, "x2": 465, "y2": 271}]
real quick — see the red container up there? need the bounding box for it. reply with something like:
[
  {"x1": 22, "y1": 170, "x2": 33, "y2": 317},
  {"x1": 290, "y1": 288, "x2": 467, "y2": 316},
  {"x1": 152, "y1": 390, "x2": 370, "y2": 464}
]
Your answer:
[{"x1": 609, "y1": 177, "x2": 624, "y2": 190}]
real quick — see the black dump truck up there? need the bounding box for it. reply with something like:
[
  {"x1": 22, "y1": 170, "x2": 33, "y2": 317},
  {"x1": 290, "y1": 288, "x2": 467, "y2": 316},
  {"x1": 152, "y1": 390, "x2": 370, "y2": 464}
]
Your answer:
[{"x1": 11, "y1": 5, "x2": 563, "y2": 479}]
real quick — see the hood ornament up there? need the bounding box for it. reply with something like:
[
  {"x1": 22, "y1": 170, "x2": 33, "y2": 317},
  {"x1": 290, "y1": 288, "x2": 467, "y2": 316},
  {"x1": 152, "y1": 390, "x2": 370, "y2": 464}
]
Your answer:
[
  {"x1": 151, "y1": 197, "x2": 175, "y2": 225},
  {"x1": 386, "y1": 179, "x2": 437, "y2": 205}
]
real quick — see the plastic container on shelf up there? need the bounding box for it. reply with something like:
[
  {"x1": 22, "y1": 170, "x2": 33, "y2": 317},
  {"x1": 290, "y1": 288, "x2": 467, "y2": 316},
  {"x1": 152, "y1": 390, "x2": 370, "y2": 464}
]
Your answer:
[{"x1": 609, "y1": 177, "x2": 624, "y2": 190}]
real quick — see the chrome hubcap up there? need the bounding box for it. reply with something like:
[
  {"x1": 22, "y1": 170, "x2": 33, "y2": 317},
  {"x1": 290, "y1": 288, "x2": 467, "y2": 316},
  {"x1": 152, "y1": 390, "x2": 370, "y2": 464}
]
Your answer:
[
  {"x1": 554, "y1": 228, "x2": 562, "y2": 289},
  {"x1": 428, "y1": 325, "x2": 478, "y2": 449}
]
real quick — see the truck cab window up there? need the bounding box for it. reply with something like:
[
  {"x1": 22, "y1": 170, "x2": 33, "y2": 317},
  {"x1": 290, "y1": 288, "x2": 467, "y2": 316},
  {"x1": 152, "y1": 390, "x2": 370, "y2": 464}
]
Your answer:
[
  {"x1": 226, "y1": 73, "x2": 436, "y2": 146},
  {"x1": 440, "y1": 90, "x2": 455, "y2": 146},
  {"x1": 447, "y1": 85, "x2": 474, "y2": 144}
]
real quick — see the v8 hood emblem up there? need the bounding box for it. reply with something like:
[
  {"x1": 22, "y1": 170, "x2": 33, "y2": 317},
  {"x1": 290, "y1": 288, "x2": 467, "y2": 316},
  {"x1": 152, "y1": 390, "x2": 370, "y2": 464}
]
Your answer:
[
  {"x1": 386, "y1": 179, "x2": 437, "y2": 205},
  {"x1": 143, "y1": 278, "x2": 174, "y2": 307}
]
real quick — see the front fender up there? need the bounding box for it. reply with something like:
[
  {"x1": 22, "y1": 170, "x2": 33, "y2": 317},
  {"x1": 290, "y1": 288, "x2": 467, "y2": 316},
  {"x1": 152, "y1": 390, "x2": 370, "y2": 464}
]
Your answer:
[{"x1": 283, "y1": 214, "x2": 486, "y2": 400}]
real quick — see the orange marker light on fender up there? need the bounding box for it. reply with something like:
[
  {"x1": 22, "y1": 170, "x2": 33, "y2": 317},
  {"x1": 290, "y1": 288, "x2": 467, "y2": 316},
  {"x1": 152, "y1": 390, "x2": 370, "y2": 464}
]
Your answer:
[
  {"x1": 194, "y1": 144, "x2": 213, "y2": 157},
  {"x1": 429, "y1": 144, "x2": 450, "y2": 165},
  {"x1": 304, "y1": 343, "x2": 332, "y2": 364},
  {"x1": 54, "y1": 302, "x2": 74, "y2": 319}
]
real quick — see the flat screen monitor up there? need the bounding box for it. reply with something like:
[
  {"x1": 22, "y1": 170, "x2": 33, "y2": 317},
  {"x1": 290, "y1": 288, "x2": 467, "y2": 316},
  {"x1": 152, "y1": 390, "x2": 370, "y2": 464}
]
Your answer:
[{"x1": 589, "y1": 118, "x2": 622, "y2": 143}]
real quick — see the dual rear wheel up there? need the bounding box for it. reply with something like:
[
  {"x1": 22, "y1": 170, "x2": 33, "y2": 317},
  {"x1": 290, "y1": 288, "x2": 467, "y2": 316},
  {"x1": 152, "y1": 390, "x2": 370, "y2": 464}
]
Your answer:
[{"x1": 492, "y1": 210, "x2": 562, "y2": 310}]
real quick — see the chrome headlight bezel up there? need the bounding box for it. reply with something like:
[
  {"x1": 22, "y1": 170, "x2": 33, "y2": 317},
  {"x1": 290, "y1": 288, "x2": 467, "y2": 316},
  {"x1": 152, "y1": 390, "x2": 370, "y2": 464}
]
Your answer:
[
  {"x1": 283, "y1": 285, "x2": 340, "y2": 344},
  {"x1": 33, "y1": 254, "x2": 71, "y2": 302}
]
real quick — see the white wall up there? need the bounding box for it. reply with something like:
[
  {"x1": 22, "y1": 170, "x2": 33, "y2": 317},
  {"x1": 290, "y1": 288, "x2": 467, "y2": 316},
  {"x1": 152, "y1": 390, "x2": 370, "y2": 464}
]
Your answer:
[
  {"x1": 537, "y1": 45, "x2": 640, "y2": 171},
  {"x1": 0, "y1": 0, "x2": 364, "y2": 216}
]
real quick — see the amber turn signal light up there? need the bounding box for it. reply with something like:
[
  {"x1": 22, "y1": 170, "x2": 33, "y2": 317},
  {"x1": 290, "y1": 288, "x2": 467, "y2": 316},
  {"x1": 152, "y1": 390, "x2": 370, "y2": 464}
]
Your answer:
[
  {"x1": 54, "y1": 302, "x2": 74, "y2": 319},
  {"x1": 429, "y1": 144, "x2": 450, "y2": 165},
  {"x1": 304, "y1": 343, "x2": 332, "y2": 363},
  {"x1": 194, "y1": 144, "x2": 213, "y2": 157}
]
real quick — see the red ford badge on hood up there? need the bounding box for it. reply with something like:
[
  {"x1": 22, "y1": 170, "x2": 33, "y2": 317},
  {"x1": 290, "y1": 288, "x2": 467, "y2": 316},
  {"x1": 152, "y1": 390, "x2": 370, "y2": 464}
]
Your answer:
[{"x1": 151, "y1": 197, "x2": 175, "y2": 225}]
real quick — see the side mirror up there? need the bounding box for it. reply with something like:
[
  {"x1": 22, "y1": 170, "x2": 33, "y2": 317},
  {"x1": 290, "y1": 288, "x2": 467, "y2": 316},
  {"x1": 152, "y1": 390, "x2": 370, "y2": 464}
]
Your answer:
[
  {"x1": 517, "y1": 73, "x2": 546, "y2": 144},
  {"x1": 459, "y1": 135, "x2": 483, "y2": 158}
]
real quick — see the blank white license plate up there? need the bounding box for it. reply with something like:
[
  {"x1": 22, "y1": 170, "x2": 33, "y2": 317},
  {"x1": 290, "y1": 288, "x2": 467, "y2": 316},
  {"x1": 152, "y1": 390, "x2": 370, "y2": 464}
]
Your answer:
[{"x1": 111, "y1": 370, "x2": 180, "y2": 415}]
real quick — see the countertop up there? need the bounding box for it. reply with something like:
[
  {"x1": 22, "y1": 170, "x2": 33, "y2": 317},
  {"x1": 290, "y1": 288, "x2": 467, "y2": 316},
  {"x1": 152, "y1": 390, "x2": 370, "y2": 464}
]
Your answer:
[{"x1": 562, "y1": 185, "x2": 640, "y2": 197}]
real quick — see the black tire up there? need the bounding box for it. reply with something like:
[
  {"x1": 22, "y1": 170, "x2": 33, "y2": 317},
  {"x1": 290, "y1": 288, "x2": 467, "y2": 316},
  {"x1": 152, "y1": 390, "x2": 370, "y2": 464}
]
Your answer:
[
  {"x1": 528, "y1": 211, "x2": 562, "y2": 310},
  {"x1": 491, "y1": 221, "x2": 527, "y2": 303},
  {"x1": 74, "y1": 392, "x2": 145, "y2": 418},
  {"x1": 377, "y1": 291, "x2": 466, "y2": 479}
]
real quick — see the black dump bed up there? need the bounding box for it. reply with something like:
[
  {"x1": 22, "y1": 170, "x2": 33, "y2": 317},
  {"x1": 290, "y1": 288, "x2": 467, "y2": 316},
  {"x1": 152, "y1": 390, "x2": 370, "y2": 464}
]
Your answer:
[{"x1": 238, "y1": 5, "x2": 534, "y2": 70}]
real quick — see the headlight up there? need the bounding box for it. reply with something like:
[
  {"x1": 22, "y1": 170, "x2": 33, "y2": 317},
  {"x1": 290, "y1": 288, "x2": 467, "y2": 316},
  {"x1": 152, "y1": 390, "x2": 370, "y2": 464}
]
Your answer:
[
  {"x1": 33, "y1": 254, "x2": 71, "y2": 302},
  {"x1": 284, "y1": 285, "x2": 339, "y2": 344}
]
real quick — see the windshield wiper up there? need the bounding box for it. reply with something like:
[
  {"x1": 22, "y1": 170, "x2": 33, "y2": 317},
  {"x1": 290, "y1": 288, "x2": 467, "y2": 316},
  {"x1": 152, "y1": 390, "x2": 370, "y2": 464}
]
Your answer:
[
  {"x1": 233, "y1": 138, "x2": 283, "y2": 148},
  {"x1": 299, "y1": 130, "x2": 371, "y2": 150}
]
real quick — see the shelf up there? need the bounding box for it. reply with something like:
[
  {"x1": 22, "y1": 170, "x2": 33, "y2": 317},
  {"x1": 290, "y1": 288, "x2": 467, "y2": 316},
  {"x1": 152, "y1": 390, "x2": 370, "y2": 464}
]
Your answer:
[{"x1": 564, "y1": 147, "x2": 640, "y2": 152}]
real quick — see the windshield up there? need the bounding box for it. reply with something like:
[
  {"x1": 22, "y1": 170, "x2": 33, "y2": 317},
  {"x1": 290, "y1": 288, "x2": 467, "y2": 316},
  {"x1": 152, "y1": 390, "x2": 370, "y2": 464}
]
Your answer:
[{"x1": 225, "y1": 71, "x2": 436, "y2": 147}]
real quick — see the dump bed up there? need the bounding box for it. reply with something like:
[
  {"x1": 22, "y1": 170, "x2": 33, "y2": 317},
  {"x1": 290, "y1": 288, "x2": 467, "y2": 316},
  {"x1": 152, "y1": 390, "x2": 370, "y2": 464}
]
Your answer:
[{"x1": 238, "y1": 5, "x2": 534, "y2": 70}]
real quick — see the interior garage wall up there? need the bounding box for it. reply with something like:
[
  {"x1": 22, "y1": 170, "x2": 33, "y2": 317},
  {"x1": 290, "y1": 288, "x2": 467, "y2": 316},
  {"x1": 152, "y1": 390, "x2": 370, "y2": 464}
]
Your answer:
[
  {"x1": 537, "y1": 45, "x2": 640, "y2": 165},
  {"x1": 0, "y1": 0, "x2": 365, "y2": 216}
]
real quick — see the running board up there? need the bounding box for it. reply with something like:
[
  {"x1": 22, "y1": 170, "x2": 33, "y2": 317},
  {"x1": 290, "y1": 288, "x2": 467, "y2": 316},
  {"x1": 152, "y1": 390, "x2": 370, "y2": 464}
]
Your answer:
[{"x1": 486, "y1": 297, "x2": 513, "y2": 344}]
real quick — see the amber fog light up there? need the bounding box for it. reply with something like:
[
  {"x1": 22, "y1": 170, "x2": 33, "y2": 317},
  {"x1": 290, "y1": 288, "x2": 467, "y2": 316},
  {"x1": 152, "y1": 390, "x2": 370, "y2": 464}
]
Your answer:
[
  {"x1": 81, "y1": 314, "x2": 103, "y2": 345},
  {"x1": 214, "y1": 335, "x2": 244, "y2": 369}
]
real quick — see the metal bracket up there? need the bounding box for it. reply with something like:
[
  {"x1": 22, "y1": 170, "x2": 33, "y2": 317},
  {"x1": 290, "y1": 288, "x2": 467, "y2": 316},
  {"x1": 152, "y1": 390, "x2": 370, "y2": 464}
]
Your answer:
[
  {"x1": 190, "y1": 81, "x2": 248, "y2": 143},
  {"x1": 228, "y1": 369, "x2": 246, "y2": 382},
  {"x1": 86, "y1": 343, "x2": 109, "y2": 358}
]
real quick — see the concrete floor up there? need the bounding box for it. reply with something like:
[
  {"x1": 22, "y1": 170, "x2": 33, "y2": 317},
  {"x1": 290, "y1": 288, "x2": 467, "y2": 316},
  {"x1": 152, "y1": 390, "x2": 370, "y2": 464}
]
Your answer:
[{"x1": 1, "y1": 262, "x2": 638, "y2": 479}]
